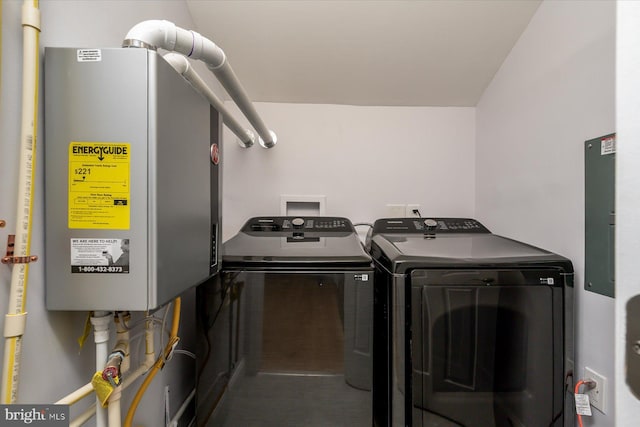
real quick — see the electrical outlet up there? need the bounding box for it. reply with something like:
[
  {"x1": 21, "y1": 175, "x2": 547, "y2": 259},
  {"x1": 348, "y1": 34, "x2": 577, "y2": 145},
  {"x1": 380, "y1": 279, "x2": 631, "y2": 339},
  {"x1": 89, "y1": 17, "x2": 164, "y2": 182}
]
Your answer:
[
  {"x1": 584, "y1": 367, "x2": 607, "y2": 413},
  {"x1": 386, "y1": 204, "x2": 406, "y2": 218},
  {"x1": 406, "y1": 204, "x2": 421, "y2": 217}
]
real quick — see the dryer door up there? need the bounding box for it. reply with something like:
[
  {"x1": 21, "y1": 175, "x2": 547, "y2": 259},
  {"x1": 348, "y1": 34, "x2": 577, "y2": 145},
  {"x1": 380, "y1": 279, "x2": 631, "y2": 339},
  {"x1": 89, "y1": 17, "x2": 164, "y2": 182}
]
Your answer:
[{"x1": 408, "y1": 269, "x2": 564, "y2": 427}]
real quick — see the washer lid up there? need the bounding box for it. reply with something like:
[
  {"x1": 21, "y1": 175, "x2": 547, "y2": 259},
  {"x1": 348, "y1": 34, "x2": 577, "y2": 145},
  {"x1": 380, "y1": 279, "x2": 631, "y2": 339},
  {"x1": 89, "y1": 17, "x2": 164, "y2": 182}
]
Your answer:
[{"x1": 223, "y1": 216, "x2": 372, "y2": 269}]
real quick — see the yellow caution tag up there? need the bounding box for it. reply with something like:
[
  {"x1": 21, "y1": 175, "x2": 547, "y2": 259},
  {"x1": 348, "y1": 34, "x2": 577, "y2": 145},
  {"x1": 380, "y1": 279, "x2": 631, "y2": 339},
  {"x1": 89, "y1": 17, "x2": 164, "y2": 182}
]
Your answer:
[
  {"x1": 91, "y1": 371, "x2": 114, "y2": 408},
  {"x1": 77, "y1": 313, "x2": 92, "y2": 352}
]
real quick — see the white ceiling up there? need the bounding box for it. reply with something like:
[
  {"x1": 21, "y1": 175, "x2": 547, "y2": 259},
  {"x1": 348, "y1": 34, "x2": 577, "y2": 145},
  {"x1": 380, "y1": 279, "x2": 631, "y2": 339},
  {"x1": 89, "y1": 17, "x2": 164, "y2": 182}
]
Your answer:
[{"x1": 186, "y1": 0, "x2": 541, "y2": 107}]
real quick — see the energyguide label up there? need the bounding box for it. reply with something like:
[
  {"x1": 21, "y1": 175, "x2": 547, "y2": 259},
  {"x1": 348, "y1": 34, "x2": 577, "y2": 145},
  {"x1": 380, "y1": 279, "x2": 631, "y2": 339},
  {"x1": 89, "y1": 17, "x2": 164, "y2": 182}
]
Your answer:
[{"x1": 68, "y1": 142, "x2": 130, "y2": 230}]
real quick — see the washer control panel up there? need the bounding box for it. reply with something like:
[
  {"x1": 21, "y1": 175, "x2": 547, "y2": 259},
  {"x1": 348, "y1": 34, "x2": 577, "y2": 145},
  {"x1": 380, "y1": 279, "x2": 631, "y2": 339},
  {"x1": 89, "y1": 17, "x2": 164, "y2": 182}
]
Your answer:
[
  {"x1": 372, "y1": 217, "x2": 490, "y2": 234},
  {"x1": 244, "y1": 216, "x2": 353, "y2": 233}
]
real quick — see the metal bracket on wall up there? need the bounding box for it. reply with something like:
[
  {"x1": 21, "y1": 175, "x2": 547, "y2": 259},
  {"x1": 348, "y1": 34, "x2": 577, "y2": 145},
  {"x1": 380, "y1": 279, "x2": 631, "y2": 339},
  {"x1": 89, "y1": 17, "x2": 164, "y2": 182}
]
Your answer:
[{"x1": 1, "y1": 234, "x2": 38, "y2": 265}]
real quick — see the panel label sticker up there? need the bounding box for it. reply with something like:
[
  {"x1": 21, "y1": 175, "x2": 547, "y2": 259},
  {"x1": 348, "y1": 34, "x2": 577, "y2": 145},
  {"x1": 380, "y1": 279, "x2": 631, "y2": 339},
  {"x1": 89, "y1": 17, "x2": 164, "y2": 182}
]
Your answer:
[
  {"x1": 77, "y1": 49, "x2": 102, "y2": 62},
  {"x1": 68, "y1": 142, "x2": 130, "y2": 229},
  {"x1": 601, "y1": 136, "x2": 616, "y2": 155},
  {"x1": 355, "y1": 274, "x2": 369, "y2": 282},
  {"x1": 71, "y1": 238, "x2": 130, "y2": 273}
]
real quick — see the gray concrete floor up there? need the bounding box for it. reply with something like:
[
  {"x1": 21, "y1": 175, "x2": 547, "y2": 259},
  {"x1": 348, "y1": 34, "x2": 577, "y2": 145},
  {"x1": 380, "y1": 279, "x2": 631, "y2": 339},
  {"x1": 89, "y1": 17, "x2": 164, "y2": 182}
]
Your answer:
[{"x1": 219, "y1": 373, "x2": 371, "y2": 427}]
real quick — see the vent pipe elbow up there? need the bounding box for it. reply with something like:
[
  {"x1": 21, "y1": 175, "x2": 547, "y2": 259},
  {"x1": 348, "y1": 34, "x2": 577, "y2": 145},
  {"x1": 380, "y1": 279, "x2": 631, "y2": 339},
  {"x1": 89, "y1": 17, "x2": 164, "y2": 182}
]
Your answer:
[
  {"x1": 124, "y1": 20, "x2": 275, "y2": 149},
  {"x1": 123, "y1": 20, "x2": 226, "y2": 69},
  {"x1": 123, "y1": 20, "x2": 177, "y2": 51}
]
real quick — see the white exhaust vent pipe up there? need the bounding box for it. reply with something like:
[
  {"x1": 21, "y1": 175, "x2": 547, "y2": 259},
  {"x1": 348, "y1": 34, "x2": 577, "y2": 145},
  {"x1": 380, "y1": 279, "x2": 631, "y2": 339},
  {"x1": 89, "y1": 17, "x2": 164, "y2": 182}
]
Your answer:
[
  {"x1": 163, "y1": 53, "x2": 256, "y2": 148},
  {"x1": 124, "y1": 20, "x2": 277, "y2": 148}
]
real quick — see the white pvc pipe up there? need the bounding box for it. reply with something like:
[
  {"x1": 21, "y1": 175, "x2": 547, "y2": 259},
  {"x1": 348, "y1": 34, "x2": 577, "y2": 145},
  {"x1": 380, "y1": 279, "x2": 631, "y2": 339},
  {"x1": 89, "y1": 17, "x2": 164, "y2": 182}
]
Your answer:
[
  {"x1": 56, "y1": 382, "x2": 94, "y2": 405},
  {"x1": 212, "y1": 61, "x2": 277, "y2": 149},
  {"x1": 123, "y1": 20, "x2": 277, "y2": 148},
  {"x1": 104, "y1": 317, "x2": 127, "y2": 427},
  {"x1": 107, "y1": 387, "x2": 122, "y2": 427},
  {"x1": 1, "y1": 0, "x2": 40, "y2": 404},
  {"x1": 169, "y1": 389, "x2": 195, "y2": 427},
  {"x1": 70, "y1": 318, "x2": 157, "y2": 426},
  {"x1": 163, "y1": 53, "x2": 256, "y2": 148},
  {"x1": 91, "y1": 312, "x2": 111, "y2": 427},
  {"x1": 114, "y1": 314, "x2": 130, "y2": 374},
  {"x1": 120, "y1": 319, "x2": 156, "y2": 389},
  {"x1": 70, "y1": 403, "x2": 97, "y2": 427}
]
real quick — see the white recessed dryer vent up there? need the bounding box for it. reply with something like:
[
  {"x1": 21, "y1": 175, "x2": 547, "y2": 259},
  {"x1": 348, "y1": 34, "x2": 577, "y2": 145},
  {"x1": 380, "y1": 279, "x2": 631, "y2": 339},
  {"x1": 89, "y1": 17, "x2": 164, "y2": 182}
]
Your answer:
[{"x1": 280, "y1": 195, "x2": 326, "y2": 216}]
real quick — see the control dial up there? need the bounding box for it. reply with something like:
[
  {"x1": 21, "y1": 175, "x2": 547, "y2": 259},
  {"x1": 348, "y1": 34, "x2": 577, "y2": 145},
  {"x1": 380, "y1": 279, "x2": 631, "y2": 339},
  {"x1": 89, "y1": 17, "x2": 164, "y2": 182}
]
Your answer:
[
  {"x1": 292, "y1": 217, "x2": 305, "y2": 228},
  {"x1": 424, "y1": 219, "x2": 438, "y2": 229}
]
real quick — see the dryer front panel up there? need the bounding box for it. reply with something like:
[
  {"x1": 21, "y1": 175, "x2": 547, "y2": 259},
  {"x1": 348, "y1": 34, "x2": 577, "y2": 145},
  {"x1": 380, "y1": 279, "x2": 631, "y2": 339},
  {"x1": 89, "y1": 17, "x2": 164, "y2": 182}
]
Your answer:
[{"x1": 400, "y1": 269, "x2": 564, "y2": 427}]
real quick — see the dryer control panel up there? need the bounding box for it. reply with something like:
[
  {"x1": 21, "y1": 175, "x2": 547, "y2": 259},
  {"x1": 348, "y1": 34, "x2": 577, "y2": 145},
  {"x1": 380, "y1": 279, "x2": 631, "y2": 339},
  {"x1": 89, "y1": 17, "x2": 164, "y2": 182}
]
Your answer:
[
  {"x1": 372, "y1": 217, "x2": 490, "y2": 234},
  {"x1": 243, "y1": 216, "x2": 354, "y2": 233}
]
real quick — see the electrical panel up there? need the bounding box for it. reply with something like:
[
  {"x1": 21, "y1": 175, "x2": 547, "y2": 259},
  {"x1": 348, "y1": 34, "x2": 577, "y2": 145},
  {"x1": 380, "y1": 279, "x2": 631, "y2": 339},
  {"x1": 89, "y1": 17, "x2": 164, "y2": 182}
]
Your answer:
[
  {"x1": 584, "y1": 133, "x2": 615, "y2": 298},
  {"x1": 44, "y1": 47, "x2": 222, "y2": 310}
]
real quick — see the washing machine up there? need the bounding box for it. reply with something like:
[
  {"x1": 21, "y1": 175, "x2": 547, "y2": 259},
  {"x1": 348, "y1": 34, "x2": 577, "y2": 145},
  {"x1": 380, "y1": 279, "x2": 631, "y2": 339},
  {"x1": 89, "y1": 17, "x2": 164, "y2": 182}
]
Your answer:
[
  {"x1": 368, "y1": 217, "x2": 574, "y2": 427},
  {"x1": 197, "y1": 216, "x2": 374, "y2": 427}
]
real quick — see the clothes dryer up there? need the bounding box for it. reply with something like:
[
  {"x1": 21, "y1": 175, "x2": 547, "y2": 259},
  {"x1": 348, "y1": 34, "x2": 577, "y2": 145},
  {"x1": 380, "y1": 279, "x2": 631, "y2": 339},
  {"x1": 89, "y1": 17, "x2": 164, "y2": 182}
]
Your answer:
[
  {"x1": 197, "y1": 216, "x2": 373, "y2": 427},
  {"x1": 368, "y1": 217, "x2": 574, "y2": 427}
]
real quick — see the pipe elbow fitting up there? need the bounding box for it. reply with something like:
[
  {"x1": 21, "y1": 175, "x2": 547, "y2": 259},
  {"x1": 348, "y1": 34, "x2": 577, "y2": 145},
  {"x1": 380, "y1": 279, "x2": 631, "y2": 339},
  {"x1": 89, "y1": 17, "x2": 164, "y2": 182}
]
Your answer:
[
  {"x1": 203, "y1": 44, "x2": 227, "y2": 70},
  {"x1": 124, "y1": 21, "x2": 226, "y2": 70},
  {"x1": 166, "y1": 26, "x2": 226, "y2": 68},
  {"x1": 123, "y1": 20, "x2": 177, "y2": 50}
]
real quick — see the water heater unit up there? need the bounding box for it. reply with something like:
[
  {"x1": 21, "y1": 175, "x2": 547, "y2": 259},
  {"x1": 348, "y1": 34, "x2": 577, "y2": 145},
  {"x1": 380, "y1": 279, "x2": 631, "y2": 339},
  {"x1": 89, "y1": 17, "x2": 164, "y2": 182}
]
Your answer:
[{"x1": 44, "y1": 47, "x2": 222, "y2": 311}]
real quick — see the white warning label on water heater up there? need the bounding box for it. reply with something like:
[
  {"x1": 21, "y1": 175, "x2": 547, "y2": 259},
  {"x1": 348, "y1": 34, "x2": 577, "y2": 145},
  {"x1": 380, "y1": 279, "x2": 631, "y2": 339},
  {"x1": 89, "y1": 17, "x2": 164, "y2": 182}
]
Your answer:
[
  {"x1": 68, "y1": 142, "x2": 130, "y2": 230},
  {"x1": 77, "y1": 49, "x2": 102, "y2": 62},
  {"x1": 71, "y1": 238, "x2": 130, "y2": 273}
]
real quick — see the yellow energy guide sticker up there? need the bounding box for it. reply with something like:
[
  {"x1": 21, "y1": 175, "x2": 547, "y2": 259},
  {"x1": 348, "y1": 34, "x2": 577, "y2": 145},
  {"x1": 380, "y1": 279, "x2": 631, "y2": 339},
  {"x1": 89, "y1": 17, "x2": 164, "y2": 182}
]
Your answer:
[{"x1": 69, "y1": 142, "x2": 130, "y2": 229}]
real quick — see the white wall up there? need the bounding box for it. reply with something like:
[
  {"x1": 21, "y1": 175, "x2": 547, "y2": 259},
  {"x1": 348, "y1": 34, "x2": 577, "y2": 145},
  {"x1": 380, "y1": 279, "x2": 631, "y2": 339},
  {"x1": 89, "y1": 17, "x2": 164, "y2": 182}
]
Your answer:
[
  {"x1": 221, "y1": 102, "x2": 476, "y2": 240},
  {"x1": 1, "y1": 0, "x2": 620, "y2": 425},
  {"x1": 0, "y1": 1, "x2": 219, "y2": 425},
  {"x1": 476, "y1": 1, "x2": 615, "y2": 426},
  {"x1": 615, "y1": 1, "x2": 640, "y2": 423}
]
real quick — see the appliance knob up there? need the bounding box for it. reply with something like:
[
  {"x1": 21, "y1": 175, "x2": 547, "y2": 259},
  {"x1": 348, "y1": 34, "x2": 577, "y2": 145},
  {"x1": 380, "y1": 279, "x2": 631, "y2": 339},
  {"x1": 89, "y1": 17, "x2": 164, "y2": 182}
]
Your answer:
[
  {"x1": 424, "y1": 219, "x2": 438, "y2": 230},
  {"x1": 292, "y1": 217, "x2": 305, "y2": 228}
]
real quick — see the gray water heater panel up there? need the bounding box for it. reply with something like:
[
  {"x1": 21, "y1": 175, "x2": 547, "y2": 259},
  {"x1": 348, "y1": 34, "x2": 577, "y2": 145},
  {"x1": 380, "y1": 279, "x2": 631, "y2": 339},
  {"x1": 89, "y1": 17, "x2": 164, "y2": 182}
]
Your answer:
[{"x1": 44, "y1": 47, "x2": 221, "y2": 311}]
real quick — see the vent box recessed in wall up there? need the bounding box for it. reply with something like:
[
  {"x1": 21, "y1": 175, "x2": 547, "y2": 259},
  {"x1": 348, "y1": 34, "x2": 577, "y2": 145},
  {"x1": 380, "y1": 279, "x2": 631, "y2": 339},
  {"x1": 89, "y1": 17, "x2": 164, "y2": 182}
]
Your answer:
[{"x1": 44, "y1": 47, "x2": 222, "y2": 311}]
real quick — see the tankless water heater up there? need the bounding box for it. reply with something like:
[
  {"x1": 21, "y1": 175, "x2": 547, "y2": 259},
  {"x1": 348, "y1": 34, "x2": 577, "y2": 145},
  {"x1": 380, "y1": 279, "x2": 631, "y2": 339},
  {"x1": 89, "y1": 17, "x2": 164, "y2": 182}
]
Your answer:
[{"x1": 44, "y1": 47, "x2": 222, "y2": 311}]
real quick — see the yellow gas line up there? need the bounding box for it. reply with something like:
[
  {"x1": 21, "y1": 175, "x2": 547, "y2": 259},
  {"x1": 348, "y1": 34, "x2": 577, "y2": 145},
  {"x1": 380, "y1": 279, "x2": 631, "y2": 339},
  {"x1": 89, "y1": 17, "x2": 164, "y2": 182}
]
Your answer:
[
  {"x1": 1, "y1": 0, "x2": 40, "y2": 404},
  {"x1": 124, "y1": 298, "x2": 181, "y2": 427}
]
